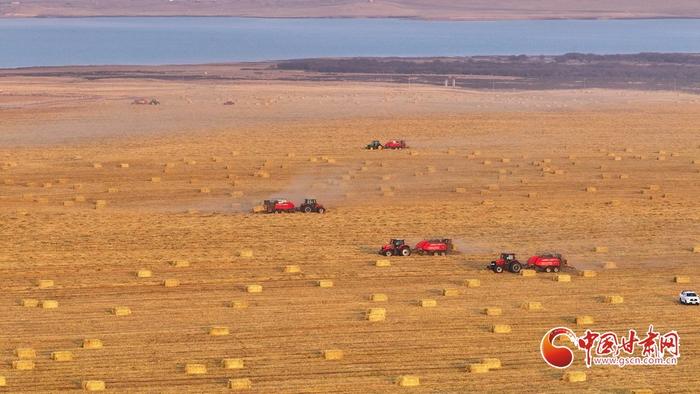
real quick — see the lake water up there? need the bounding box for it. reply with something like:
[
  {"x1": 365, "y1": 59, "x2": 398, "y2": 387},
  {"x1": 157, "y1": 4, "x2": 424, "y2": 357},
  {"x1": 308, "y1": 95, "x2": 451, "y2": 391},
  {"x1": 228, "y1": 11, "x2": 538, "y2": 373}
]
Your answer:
[{"x1": 2, "y1": 17, "x2": 700, "y2": 68}]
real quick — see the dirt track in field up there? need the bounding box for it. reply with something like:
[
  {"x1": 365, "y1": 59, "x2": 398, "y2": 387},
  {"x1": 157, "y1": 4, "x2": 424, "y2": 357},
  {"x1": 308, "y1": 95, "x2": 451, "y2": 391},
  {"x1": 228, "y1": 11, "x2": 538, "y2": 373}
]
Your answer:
[{"x1": 1, "y1": 77, "x2": 699, "y2": 392}]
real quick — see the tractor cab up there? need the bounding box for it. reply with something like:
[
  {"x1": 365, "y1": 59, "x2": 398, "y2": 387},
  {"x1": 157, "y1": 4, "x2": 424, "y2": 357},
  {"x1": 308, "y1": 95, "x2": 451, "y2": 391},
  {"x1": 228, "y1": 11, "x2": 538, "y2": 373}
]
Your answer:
[
  {"x1": 366, "y1": 140, "x2": 383, "y2": 150},
  {"x1": 379, "y1": 239, "x2": 411, "y2": 256},
  {"x1": 304, "y1": 198, "x2": 317, "y2": 205},
  {"x1": 489, "y1": 252, "x2": 522, "y2": 273}
]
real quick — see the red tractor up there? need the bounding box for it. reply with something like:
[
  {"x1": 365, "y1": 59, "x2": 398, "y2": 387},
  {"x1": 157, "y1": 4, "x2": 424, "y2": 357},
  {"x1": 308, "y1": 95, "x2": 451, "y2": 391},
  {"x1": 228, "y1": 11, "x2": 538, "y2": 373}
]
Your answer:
[
  {"x1": 526, "y1": 253, "x2": 567, "y2": 272},
  {"x1": 263, "y1": 199, "x2": 296, "y2": 213},
  {"x1": 383, "y1": 140, "x2": 407, "y2": 149},
  {"x1": 379, "y1": 239, "x2": 412, "y2": 256},
  {"x1": 489, "y1": 252, "x2": 523, "y2": 273},
  {"x1": 298, "y1": 198, "x2": 326, "y2": 213},
  {"x1": 414, "y1": 239, "x2": 453, "y2": 256}
]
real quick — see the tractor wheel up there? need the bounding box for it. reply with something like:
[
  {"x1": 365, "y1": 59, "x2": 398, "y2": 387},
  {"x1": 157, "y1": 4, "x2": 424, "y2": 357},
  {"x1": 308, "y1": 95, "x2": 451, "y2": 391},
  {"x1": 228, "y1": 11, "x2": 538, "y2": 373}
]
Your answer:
[
  {"x1": 318, "y1": 208, "x2": 325, "y2": 214},
  {"x1": 433, "y1": 251, "x2": 439, "y2": 256},
  {"x1": 401, "y1": 248, "x2": 411, "y2": 256},
  {"x1": 545, "y1": 267, "x2": 552, "y2": 273},
  {"x1": 441, "y1": 252, "x2": 446, "y2": 256},
  {"x1": 304, "y1": 206, "x2": 312, "y2": 213},
  {"x1": 494, "y1": 266, "x2": 504, "y2": 273},
  {"x1": 384, "y1": 250, "x2": 393, "y2": 257},
  {"x1": 510, "y1": 262, "x2": 522, "y2": 273},
  {"x1": 553, "y1": 267, "x2": 560, "y2": 272}
]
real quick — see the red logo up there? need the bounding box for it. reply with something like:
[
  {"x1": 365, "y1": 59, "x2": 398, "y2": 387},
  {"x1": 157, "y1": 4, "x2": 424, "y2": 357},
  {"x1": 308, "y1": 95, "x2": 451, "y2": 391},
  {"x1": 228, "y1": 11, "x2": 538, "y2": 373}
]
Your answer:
[{"x1": 541, "y1": 327, "x2": 576, "y2": 368}]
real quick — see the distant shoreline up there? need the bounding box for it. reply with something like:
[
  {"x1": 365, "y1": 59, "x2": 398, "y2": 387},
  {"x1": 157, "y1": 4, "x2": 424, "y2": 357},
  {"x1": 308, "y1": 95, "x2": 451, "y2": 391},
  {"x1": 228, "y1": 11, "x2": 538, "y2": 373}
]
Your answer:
[{"x1": 3, "y1": 15, "x2": 700, "y2": 22}]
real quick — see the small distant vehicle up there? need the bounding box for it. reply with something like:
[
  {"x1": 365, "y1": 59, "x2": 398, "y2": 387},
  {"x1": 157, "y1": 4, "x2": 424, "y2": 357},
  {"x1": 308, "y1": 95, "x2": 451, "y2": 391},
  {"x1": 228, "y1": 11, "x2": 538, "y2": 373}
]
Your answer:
[
  {"x1": 298, "y1": 198, "x2": 326, "y2": 213},
  {"x1": 379, "y1": 239, "x2": 412, "y2": 256},
  {"x1": 489, "y1": 252, "x2": 522, "y2": 273},
  {"x1": 263, "y1": 199, "x2": 296, "y2": 213},
  {"x1": 366, "y1": 140, "x2": 383, "y2": 150},
  {"x1": 526, "y1": 253, "x2": 567, "y2": 272},
  {"x1": 414, "y1": 239, "x2": 453, "y2": 256},
  {"x1": 383, "y1": 140, "x2": 407, "y2": 149},
  {"x1": 679, "y1": 290, "x2": 700, "y2": 305}
]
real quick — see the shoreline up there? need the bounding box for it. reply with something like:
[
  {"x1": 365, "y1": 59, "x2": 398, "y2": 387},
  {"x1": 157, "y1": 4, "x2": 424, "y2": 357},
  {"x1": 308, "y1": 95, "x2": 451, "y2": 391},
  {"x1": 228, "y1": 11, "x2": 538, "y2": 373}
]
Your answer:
[{"x1": 3, "y1": 14, "x2": 700, "y2": 22}]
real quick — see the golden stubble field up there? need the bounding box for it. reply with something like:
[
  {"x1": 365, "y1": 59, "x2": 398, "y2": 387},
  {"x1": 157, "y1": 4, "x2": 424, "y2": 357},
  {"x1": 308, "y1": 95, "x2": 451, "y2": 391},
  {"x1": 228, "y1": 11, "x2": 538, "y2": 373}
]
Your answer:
[{"x1": 1, "y1": 77, "x2": 700, "y2": 393}]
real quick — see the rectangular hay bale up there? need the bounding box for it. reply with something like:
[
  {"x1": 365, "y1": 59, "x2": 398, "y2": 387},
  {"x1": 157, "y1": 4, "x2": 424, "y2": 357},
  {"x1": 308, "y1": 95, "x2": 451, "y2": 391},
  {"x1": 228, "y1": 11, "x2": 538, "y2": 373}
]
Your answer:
[
  {"x1": 82, "y1": 380, "x2": 106, "y2": 391},
  {"x1": 481, "y1": 358, "x2": 502, "y2": 369},
  {"x1": 419, "y1": 299, "x2": 437, "y2": 307},
  {"x1": 284, "y1": 265, "x2": 301, "y2": 273},
  {"x1": 51, "y1": 351, "x2": 73, "y2": 361},
  {"x1": 576, "y1": 315, "x2": 594, "y2": 326},
  {"x1": 396, "y1": 375, "x2": 420, "y2": 387},
  {"x1": 580, "y1": 270, "x2": 598, "y2": 278},
  {"x1": 82, "y1": 339, "x2": 103, "y2": 349},
  {"x1": 554, "y1": 274, "x2": 571, "y2": 282},
  {"x1": 137, "y1": 269, "x2": 152, "y2": 278},
  {"x1": 246, "y1": 284, "x2": 263, "y2": 293},
  {"x1": 185, "y1": 363, "x2": 207, "y2": 375},
  {"x1": 323, "y1": 349, "x2": 344, "y2": 360},
  {"x1": 222, "y1": 358, "x2": 245, "y2": 369},
  {"x1": 465, "y1": 279, "x2": 481, "y2": 288},
  {"x1": 521, "y1": 302, "x2": 543, "y2": 311},
  {"x1": 317, "y1": 280, "x2": 333, "y2": 288},
  {"x1": 375, "y1": 259, "x2": 391, "y2": 267},
  {"x1": 12, "y1": 360, "x2": 34, "y2": 370},
  {"x1": 209, "y1": 326, "x2": 230, "y2": 336},
  {"x1": 491, "y1": 324, "x2": 512, "y2": 334},
  {"x1": 442, "y1": 288, "x2": 460, "y2": 297},
  {"x1": 563, "y1": 371, "x2": 587, "y2": 382},
  {"x1": 163, "y1": 279, "x2": 180, "y2": 287},
  {"x1": 41, "y1": 300, "x2": 58, "y2": 309},
  {"x1": 674, "y1": 276, "x2": 690, "y2": 284},
  {"x1": 15, "y1": 348, "x2": 36, "y2": 359},
  {"x1": 520, "y1": 269, "x2": 537, "y2": 277},
  {"x1": 112, "y1": 306, "x2": 132, "y2": 316},
  {"x1": 370, "y1": 293, "x2": 388, "y2": 302},
  {"x1": 604, "y1": 295, "x2": 624, "y2": 304},
  {"x1": 484, "y1": 307, "x2": 502, "y2": 316},
  {"x1": 367, "y1": 308, "x2": 386, "y2": 321},
  {"x1": 228, "y1": 378, "x2": 252, "y2": 390},
  {"x1": 469, "y1": 363, "x2": 490, "y2": 373}
]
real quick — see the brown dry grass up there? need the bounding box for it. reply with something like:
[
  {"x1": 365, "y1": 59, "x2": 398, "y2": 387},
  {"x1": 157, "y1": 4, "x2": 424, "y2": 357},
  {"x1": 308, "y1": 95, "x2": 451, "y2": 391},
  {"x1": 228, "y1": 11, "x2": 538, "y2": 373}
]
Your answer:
[{"x1": 0, "y1": 77, "x2": 699, "y2": 392}]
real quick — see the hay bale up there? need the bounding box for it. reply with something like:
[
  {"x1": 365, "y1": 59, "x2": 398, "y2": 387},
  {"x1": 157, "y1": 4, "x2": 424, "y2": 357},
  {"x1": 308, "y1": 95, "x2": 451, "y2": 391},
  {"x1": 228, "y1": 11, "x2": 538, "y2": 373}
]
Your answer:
[
  {"x1": 284, "y1": 265, "x2": 301, "y2": 273},
  {"x1": 465, "y1": 279, "x2": 481, "y2": 288},
  {"x1": 607, "y1": 200, "x2": 620, "y2": 206},
  {"x1": 630, "y1": 390, "x2": 653, "y2": 394},
  {"x1": 648, "y1": 184, "x2": 660, "y2": 191},
  {"x1": 119, "y1": 163, "x2": 129, "y2": 168},
  {"x1": 51, "y1": 351, "x2": 73, "y2": 361},
  {"x1": 209, "y1": 326, "x2": 230, "y2": 336},
  {"x1": 576, "y1": 315, "x2": 594, "y2": 326},
  {"x1": 37, "y1": 279, "x2": 54, "y2": 289},
  {"x1": 481, "y1": 199, "x2": 494, "y2": 206},
  {"x1": 150, "y1": 177, "x2": 161, "y2": 183},
  {"x1": 674, "y1": 276, "x2": 690, "y2": 284},
  {"x1": 481, "y1": 358, "x2": 502, "y2": 369},
  {"x1": 604, "y1": 295, "x2": 624, "y2": 304},
  {"x1": 170, "y1": 259, "x2": 190, "y2": 268},
  {"x1": 563, "y1": 371, "x2": 587, "y2": 382},
  {"x1": 112, "y1": 306, "x2": 132, "y2": 316},
  {"x1": 554, "y1": 274, "x2": 571, "y2": 282},
  {"x1": 246, "y1": 284, "x2": 263, "y2": 293},
  {"x1": 455, "y1": 187, "x2": 467, "y2": 193},
  {"x1": 239, "y1": 249, "x2": 253, "y2": 258},
  {"x1": 199, "y1": 187, "x2": 211, "y2": 193},
  {"x1": 82, "y1": 380, "x2": 106, "y2": 391},
  {"x1": 469, "y1": 363, "x2": 489, "y2": 373},
  {"x1": 93, "y1": 163, "x2": 102, "y2": 169},
  {"x1": 487, "y1": 184, "x2": 499, "y2": 191},
  {"x1": 580, "y1": 270, "x2": 598, "y2": 278},
  {"x1": 229, "y1": 300, "x2": 248, "y2": 309},
  {"x1": 375, "y1": 259, "x2": 391, "y2": 267},
  {"x1": 491, "y1": 324, "x2": 512, "y2": 334},
  {"x1": 442, "y1": 288, "x2": 459, "y2": 297},
  {"x1": 41, "y1": 300, "x2": 58, "y2": 309},
  {"x1": 137, "y1": 269, "x2": 152, "y2": 278},
  {"x1": 619, "y1": 174, "x2": 629, "y2": 179},
  {"x1": 15, "y1": 348, "x2": 36, "y2": 359},
  {"x1": 370, "y1": 293, "x2": 388, "y2": 302},
  {"x1": 521, "y1": 302, "x2": 543, "y2": 311},
  {"x1": 396, "y1": 375, "x2": 420, "y2": 387},
  {"x1": 75, "y1": 195, "x2": 86, "y2": 202},
  {"x1": 94, "y1": 200, "x2": 107, "y2": 209},
  {"x1": 520, "y1": 269, "x2": 536, "y2": 277},
  {"x1": 163, "y1": 279, "x2": 180, "y2": 287},
  {"x1": 12, "y1": 360, "x2": 34, "y2": 370},
  {"x1": 693, "y1": 245, "x2": 700, "y2": 253},
  {"x1": 585, "y1": 186, "x2": 597, "y2": 192},
  {"x1": 323, "y1": 349, "x2": 344, "y2": 360},
  {"x1": 484, "y1": 307, "x2": 502, "y2": 316},
  {"x1": 419, "y1": 299, "x2": 437, "y2": 307},
  {"x1": 595, "y1": 246, "x2": 609, "y2": 253},
  {"x1": 482, "y1": 160, "x2": 491, "y2": 165},
  {"x1": 63, "y1": 200, "x2": 75, "y2": 207},
  {"x1": 222, "y1": 358, "x2": 245, "y2": 369},
  {"x1": 185, "y1": 363, "x2": 207, "y2": 375},
  {"x1": 317, "y1": 280, "x2": 334, "y2": 288},
  {"x1": 228, "y1": 378, "x2": 252, "y2": 390},
  {"x1": 0, "y1": 376, "x2": 5, "y2": 387},
  {"x1": 366, "y1": 308, "x2": 386, "y2": 321},
  {"x1": 83, "y1": 339, "x2": 103, "y2": 349},
  {"x1": 21, "y1": 298, "x2": 39, "y2": 307},
  {"x1": 603, "y1": 261, "x2": 618, "y2": 269}
]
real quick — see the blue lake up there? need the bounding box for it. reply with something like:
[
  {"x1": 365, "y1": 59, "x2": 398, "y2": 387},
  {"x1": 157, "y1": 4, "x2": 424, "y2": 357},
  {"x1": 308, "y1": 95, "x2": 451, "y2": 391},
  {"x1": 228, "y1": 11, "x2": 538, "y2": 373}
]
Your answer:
[{"x1": 2, "y1": 17, "x2": 700, "y2": 68}]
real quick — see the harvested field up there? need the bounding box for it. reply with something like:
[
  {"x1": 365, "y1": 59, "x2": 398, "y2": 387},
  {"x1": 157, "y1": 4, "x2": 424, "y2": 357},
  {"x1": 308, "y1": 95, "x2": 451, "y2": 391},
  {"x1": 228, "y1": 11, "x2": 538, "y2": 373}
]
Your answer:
[{"x1": 0, "y1": 76, "x2": 699, "y2": 392}]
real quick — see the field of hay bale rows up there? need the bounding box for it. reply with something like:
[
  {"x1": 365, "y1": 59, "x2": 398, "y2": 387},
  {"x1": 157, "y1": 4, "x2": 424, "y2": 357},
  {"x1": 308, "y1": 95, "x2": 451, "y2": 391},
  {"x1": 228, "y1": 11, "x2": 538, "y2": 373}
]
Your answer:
[{"x1": 1, "y1": 85, "x2": 700, "y2": 392}]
